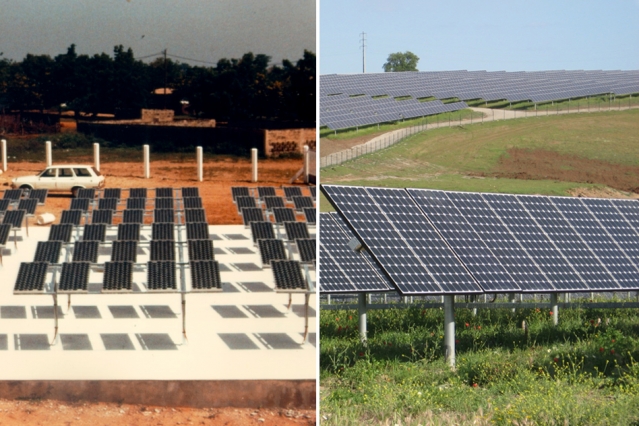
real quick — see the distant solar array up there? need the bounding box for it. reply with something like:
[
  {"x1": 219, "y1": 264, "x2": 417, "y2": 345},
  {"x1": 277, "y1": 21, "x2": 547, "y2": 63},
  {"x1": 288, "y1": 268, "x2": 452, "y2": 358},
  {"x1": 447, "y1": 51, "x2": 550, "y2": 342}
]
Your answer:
[
  {"x1": 320, "y1": 70, "x2": 639, "y2": 130},
  {"x1": 321, "y1": 184, "x2": 639, "y2": 295}
]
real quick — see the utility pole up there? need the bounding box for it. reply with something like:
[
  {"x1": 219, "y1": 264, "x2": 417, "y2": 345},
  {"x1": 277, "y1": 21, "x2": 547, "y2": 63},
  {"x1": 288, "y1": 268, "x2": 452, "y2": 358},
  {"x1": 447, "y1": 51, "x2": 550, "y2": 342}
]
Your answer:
[{"x1": 360, "y1": 32, "x2": 366, "y2": 73}]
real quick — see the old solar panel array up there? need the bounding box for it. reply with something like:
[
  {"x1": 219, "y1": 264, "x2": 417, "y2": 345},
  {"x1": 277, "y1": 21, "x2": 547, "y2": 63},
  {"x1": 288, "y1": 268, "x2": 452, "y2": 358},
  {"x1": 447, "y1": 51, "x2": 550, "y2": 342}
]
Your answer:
[
  {"x1": 320, "y1": 70, "x2": 639, "y2": 130},
  {"x1": 1, "y1": 188, "x2": 50, "y2": 228},
  {"x1": 13, "y1": 186, "x2": 223, "y2": 294},
  {"x1": 321, "y1": 184, "x2": 639, "y2": 296}
]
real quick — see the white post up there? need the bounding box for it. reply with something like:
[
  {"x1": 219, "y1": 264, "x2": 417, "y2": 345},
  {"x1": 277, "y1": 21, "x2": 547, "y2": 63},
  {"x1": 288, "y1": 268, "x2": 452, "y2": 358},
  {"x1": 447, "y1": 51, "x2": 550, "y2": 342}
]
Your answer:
[
  {"x1": 251, "y1": 148, "x2": 258, "y2": 183},
  {"x1": 444, "y1": 295, "x2": 456, "y2": 369},
  {"x1": 1, "y1": 139, "x2": 6, "y2": 172},
  {"x1": 45, "y1": 141, "x2": 52, "y2": 166},
  {"x1": 303, "y1": 145, "x2": 309, "y2": 184},
  {"x1": 93, "y1": 143, "x2": 100, "y2": 172},
  {"x1": 358, "y1": 293, "x2": 367, "y2": 344},
  {"x1": 196, "y1": 146, "x2": 203, "y2": 182},
  {"x1": 551, "y1": 293, "x2": 559, "y2": 326},
  {"x1": 143, "y1": 144, "x2": 150, "y2": 179}
]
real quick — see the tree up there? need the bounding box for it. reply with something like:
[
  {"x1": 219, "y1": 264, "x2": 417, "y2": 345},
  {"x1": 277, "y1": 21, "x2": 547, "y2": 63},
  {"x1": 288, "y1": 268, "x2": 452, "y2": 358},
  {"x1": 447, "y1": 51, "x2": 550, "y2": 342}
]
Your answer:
[{"x1": 383, "y1": 51, "x2": 419, "y2": 72}]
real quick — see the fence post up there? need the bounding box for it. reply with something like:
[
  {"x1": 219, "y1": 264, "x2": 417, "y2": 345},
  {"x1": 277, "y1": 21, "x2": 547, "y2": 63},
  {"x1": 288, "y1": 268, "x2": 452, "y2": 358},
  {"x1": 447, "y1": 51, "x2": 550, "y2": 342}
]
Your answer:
[
  {"x1": 93, "y1": 143, "x2": 100, "y2": 172},
  {"x1": 1, "y1": 139, "x2": 6, "y2": 172},
  {"x1": 251, "y1": 148, "x2": 258, "y2": 182},
  {"x1": 196, "y1": 146, "x2": 203, "y2": 182},
  {"x1": 45, "y1": 141, "x2": 52, "y2": 167},
  {"x1": 143, "y1": 144, "x2": 150, "y2": 178}
]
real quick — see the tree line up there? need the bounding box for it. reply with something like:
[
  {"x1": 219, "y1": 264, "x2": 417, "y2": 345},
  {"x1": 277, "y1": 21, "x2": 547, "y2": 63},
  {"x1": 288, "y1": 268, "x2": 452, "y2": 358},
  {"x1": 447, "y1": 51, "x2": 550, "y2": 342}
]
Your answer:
[{"x1": 0, "y1": 45, "x2": 315, "y2": 123}]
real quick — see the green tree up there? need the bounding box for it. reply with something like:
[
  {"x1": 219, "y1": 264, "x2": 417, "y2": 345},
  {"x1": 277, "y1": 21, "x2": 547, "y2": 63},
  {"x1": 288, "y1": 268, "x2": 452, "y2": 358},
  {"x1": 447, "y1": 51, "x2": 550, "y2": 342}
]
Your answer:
[{"x1": 383, "y1": 51, "x2": 419, "y2": 72}]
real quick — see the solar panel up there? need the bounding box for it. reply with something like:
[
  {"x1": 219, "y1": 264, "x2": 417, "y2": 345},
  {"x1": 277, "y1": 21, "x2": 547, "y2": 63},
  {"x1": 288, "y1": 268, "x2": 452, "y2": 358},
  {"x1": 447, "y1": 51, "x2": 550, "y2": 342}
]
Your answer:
[
  {"x1": 48, "y1": 224, "x2": 73, "y2": 242},
  {"x1": 293, "y1": 196, "x2": 314, "y2": 210},
  {"x1": 70, "y1": 198, "x2": 90, "y2": 212},
  {"x1": 182, "y1": 187, "x2": 200, "y2": 198},
  {"x1": 231, "y1": 187, "x2": 250, "y2": 201},
  {"x1": 296, "y1": 238, "x2": 316, "y2": 264},
  {"x1": 61, "y1": 210, "x2": 83, "y2": 226},
  {"x1": 117, "y1": 223, "x2": 141, "y2": 241},
  {"x1": 271, "y1": 260, "x2": 307, "y2": 291},
  {"x1": 150, "y1": 240, "x2": 175, "y2": 261},
  {"x1": 28, "y1": 189, "x2": 48, "y2": 204},
  {"x1": 152, "y1": 223, "x2": 175, "y2": 241},
  {"x1": 34, "y1": 241, "x2": 62, "y2": 263},
  {"x1": 58, "y1": 262, "x2": 90, "y2": 292},
  {"x1": 111, "y1": 240, "x2": 138, "y2": 262},
  {"x1": 584, "y1": 199, "x2": 639, "y2": 264},
  {"x1": 126, "y1": 198, "x2": 146, "y2": 210},
  {"x1": 236, "y1": 196, "x2": 257, "y2": 212},
  {"x1": 92, "y1": 209, "x2": 113, "y2": 225},
  {"x1": 257, "y1": 187, "x2": 276, "y2": 199},
  {"x1": 186, "y1": 223, "x2": 209, "y2": 240},
  {"x1": 147, "y1": 261, "x2": 177, "y2": 291},
  {"x1": 283, "y1": 187, "x2": 303, "y2": 201},
  {"x1": 272, "y1": 208, "x2": 296, "y2": 224},
  {"x1": 0, "y1": 224, "x2": 11, "y2": 246},
  {"x1": 185, "y1": 209, "x2": 207, "y2": 223},
  {"x1": 16, "y1": 199, "x2": 38, "y2": 215},
  {"x1": 0, "y1": 199, "x2": 9, "y2": 212},
  {"x1": 284, "y1": 222, "x2": 310, "y2": 240},
  {"x1": 103, "y1": 188, "x2": 121, "y2": 199},
  {"x1": 155, "y1": 197, "x2": 174, "y2": 209},
  {"x1": 122, "y1": 209, "x2": 144, "y2": 224},
  {"x1": 241, "y1": 207, "x2": 265, "y2": 226},
  {"x1": 14, "y1": 262, "x2": 49, "y2": 293},
  {"x1": 182, "y1": 197, "x2": 203, "y2": 209},
  {"x1": 3, "y1": 210, "x2": 26, "y2": 229},
  {"x1": 322, "y1": 185, "x2": 481, "y2": 295},
  {"x1": 129, "y1": 188, "x2": 147, "y2": 198},
  {"x1": 309, "y1": 187, "x2": 316, "y2": 200},
  {"x1": 82, "y1": 224, "x2": 107, "y2": 242},
  {"x1": 263, "y1": 196, "x2": 285, "y2": 210},
  {"x1": 102, "y1": 261, "x2": 133, "y2": 292},
  {"x1": 154, "y1": 209, "x2": 174, "y2": 223},
  {"x1": 76, "y1": 188, "x2": 96, "y2": 199},
  {"x1": 72, "y1": 241, "x2": 99, "y2": 263},
  {"x1": 303, "y1": 208, "x2": 316, "y2": 225},
  {"x1": 188, "y1": 240, "x2": 215, "y2": 261},
  {"x1": 258, "y1": 239, "x2": 287, "y2": 265},
  {"x1": 250, "y1": 221, "x2": 275, "y2": 242},
  {"x1": 156, "y1": 187, "x2": 173, "y2": 198},
  {"x1": 3, "y1": 189, "x2": 23, "y2": 200},
  {"x1": 98, "y1": 198, "x2": 118, "y2": 211},
  {"x1": 190, "y1": 260, "x2": 222, "y2": 291}
]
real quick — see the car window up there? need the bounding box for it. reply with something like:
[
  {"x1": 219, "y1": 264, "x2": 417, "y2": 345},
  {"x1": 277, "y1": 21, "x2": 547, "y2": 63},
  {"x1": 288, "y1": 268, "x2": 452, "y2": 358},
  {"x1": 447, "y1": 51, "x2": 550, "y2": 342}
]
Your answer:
[
  {"x1": 40, "y1": 168, "x2": 56, "y2": 178},
  {"x1": 75, "y1": 168, "x2": 92, "y2": 177},
  {"x1": 59, "y1": 168, "x2": 74, "y2": 177}
]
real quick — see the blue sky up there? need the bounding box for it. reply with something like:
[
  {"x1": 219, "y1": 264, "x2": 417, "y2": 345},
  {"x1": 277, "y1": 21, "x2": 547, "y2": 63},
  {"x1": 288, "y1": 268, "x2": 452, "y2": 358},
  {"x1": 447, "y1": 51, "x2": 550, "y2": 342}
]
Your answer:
[
  {"x1": 0, "y1": 0, "x2": 315, "y2": 65},
  {"x1": 320, "y1": 0, "x2": 639, "y2": 74}
]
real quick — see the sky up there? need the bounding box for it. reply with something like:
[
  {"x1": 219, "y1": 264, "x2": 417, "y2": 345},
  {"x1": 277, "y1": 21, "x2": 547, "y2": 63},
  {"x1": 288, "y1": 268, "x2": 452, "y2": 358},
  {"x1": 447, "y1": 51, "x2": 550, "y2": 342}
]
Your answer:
[
  {"x1": 0, "y1": 0, "x2": 316, "y2": 66},
  {"x1": 320, "y1": 0, "x2": 639, "y2": 75}
]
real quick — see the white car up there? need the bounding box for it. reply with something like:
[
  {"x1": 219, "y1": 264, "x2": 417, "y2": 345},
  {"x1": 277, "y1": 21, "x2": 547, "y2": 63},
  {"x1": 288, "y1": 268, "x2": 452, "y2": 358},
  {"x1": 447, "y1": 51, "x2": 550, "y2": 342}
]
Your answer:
[{"x1": 11, "y1": 165, "x2": 106, "y2": 196}]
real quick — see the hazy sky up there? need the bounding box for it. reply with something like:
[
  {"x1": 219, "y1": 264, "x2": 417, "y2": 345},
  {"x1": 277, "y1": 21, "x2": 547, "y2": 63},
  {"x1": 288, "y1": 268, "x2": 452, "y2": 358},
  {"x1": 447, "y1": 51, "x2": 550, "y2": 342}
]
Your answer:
[
  {"x1": 320, "y1": 0, "x2": 639, "y2": 74},
  {"x1": 0, "y1": 0, "x2": 316, "y2": 65}
]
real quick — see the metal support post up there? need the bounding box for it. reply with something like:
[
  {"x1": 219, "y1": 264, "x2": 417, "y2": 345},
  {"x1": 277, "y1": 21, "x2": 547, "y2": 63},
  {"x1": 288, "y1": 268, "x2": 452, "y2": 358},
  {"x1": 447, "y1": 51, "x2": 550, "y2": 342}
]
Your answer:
[
  {"x1": 1, "y1": 139, "x2": 6, "y2": 172},
  {"x1": 251, "y1": 148, "x2": 258, "y2": 183},
  {"x1": 143, "y1": 144, "x2": 150, "y2": 178},
  {"x1": 93, "y1": 143, "x2": 100, "y2": 172},
  {"x1": 444, "y1": 295, "x2": 455, "y2": 368},
  {"x1": 45, "y1": 141, "x2": 52, "y2": 166},
  {"x1": 196, "y1": 146, "x2": 203, "y2": 182},
  {"x1": 358, "y1": 292, "x2": 367, "y2": 344},
  {"x1": 550, "y1": 293, "x2": 559, "y2": 326}
]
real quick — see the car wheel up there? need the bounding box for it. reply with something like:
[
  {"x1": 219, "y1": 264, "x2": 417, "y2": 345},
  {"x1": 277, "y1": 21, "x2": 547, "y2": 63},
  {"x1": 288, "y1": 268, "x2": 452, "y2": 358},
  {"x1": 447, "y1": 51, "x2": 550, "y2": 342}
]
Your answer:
[
  {"x1": 71, "y1": 187, "x2": 81, "y2": 198},
  {"x1": 19, "y1": 185, "x2": 32, "y2": 195}
]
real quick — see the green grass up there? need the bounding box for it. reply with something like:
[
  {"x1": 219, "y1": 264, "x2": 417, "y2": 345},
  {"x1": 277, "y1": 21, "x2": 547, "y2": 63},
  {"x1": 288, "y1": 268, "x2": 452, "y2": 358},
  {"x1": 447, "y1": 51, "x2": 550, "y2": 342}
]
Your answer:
[{"x1": 321, "y1": 305, "x2": 639, "y2": 425}]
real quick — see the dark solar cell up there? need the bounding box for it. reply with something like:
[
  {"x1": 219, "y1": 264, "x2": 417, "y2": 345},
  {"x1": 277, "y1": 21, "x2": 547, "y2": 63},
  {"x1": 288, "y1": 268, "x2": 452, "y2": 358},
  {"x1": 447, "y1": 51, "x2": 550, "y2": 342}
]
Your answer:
[
  {"x1": 70, "y1": 198, "x2": 90, "y2": 212},
  {"x1": 236, "y1": 196, "x2": 257, "y2": 212},
  {"x1": 285, "y1": 222, "x2": 310, "y2": 240},
  {"x1": 98, "y1": 198, "x2": 118, "y2": 211},
  {"x1": 92, "y1": 209, "x2": 113, "y2": 225},
  {"x1": 153, "y1": 223, "x2": 175, "y2": 241},
  {"x1": 59, "y1": 262, "x2": 90, "y2": 292},
  {"x1": 182, "y1": 187, "x2": 199, "y2": 198},
  {"x1": 271, "y1": 260, "x2": 307, "y2": 291},
  {"x1": 122, "y1": 209, "x2": 144, "y2": 224},
  {"x1": 129, "y1": 188, "x2": 147, "y2": 198},
  {"x1": 34, "y1": 241, "x2": 62, "y2": 263},
  {"x1": 103, "y1": 188, "x2": 121, "y2": 199},
  {"x1": 111, "y1": 241, "x2": 138, "y2": 262},
  {"x1": 186, "y1": 223, "x2": 209, "y2": 240},
  {"x1": 0, "y1": 199, "x2": 9, "y2": 212},
  {"x1": 73, "y1": 241, "x2": 99, "y2": 263},
  {"x1": 126, "y1": 198, "x2": 146, "y2": 210},
  {"x1": 283, "y1": 187, "x2": 303, "y2": 201},
  {"x1": 82, "y1": 224, "x2": 107, "y2": 242},
  {"x1": 272, "y1": 208, "x2": 296, "y2": 223},
  {"x1": 258, "y1": 239, "x2": 287, "y2": 265},
  {"x1": 76, "y1": 188, "x2": 96, "y2": 199},
  {"x1": 190, "y1": 260, "x2": 222, "y2": 290},
  {"x1": 188, "y1": 240, "x2": 215, "y2": 261},
  {"x1": 309, "y1": 187, "x2": 316, "y2": 200},
  {"x1": 257, "y1": 187, "x2": 276, "y2": 199},
  {"x1": 182, "y1": 197, "x2": 203, "y2": 209},
  {"x1": 241, "y1": 207, "x2": 264, "y2": 226},
  {"x1": 231, "y1": 187, "x2": 251, "y2": 201},
  {"x1": 293, "y1": 196, "x2": 314, "y2": 210},
  {"x1": 185, "y1": 209, "x2": 207, "y2": 223},
  {"x1": 155, "y1": 197, "x2": 174, "y2": 209},
  {"x1": 156, "y1": 187, "x2": 173, "y2": 198},
  {"x1": 296, "y1": 239, "x2": 316, "y2": 263},
  {"x1": 263, "y1": 196, "x2": 285, "y2": 209},
  {"x1": 3, "y1": 189, "x2": 23, "y2": 200},
  {"x1": 28, "y1": 189, "x2": 48, "y2": 204},
  {"x1": 303, "y1": 208, "x2": 316, "y2": 225},
  {"x1": 147, "y1": 261, "x2": 177, "y2": 291},
  {"x1": 154, "y1": 209, "x2": 174, "y2": 223},
  {"x1": 250, "y1": 221, "x2": 275, "y2": 242},
  {"x1": 61, "y1": 210, "x2": 83, "y2": 226},
  {"x1": 2, "y1": 210, "x2": 26, "y2": 228},
  {"x1": 117, "y1": 223, "x2": 141, "y2": 241},
  {"x1": 102, "y1": 261, "x2": 133, "y2": 291},
  {"x1": 14, "y1": 262, "x2": 49, "y2": 292},
  {"x1": 150, "y1": 240, "x2": 175, "y2": 261},
  {"x1": 0, "y1": 224, "x2": 11, "y2": 245},
  {"x1": 48, "y1": 224, "x2": 73, "y2": 242}
]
